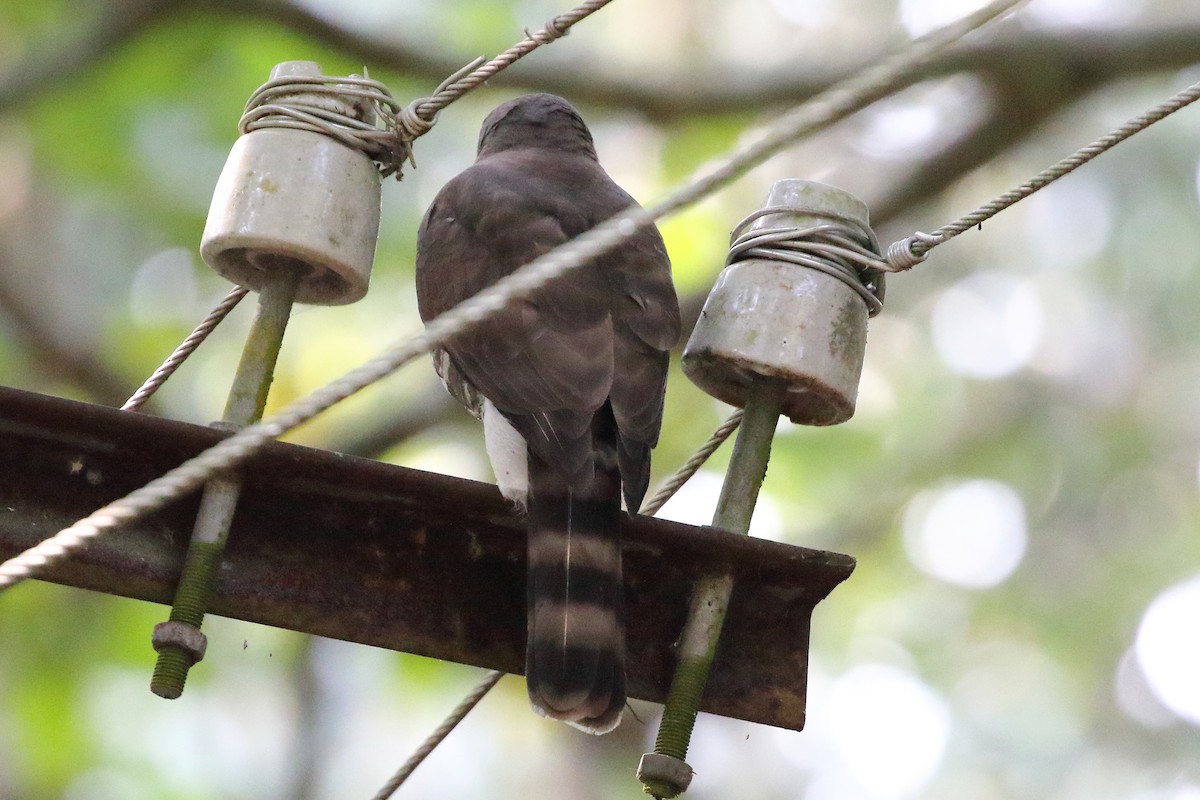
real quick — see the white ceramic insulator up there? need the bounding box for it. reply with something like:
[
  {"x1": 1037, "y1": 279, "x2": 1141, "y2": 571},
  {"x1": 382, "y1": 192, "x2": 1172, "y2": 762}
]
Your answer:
[
  {"x1": 682, "y1": 180, "x2": 873, "y2": 426},
  {"x1": 200, "y1": 61, "x2": 381, "y2": 305}
]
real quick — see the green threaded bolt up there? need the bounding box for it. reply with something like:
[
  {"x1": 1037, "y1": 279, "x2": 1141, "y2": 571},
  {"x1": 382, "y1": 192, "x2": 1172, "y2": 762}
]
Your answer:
[
  {"x1": 639, "y1": 386, "x2": 782, "y2": 798},
  {"x1": 151, "y1": 646, "x2": 194, "y2": 699},
  {"x1": 167, "y1": 540, "x2": 224, "y2": 627},
  {"x1": 150, "y1": 540, "x2": 223, "y2": 698},
  {"x1": 638, "y1": 658, "x2": 710, "y2": 798},
  {"x1": 653, "y1": 657, "x2": 711, "y2": 759},
  {"x1": 150, "y1": 268, "x2": 300, "y2": 699}
]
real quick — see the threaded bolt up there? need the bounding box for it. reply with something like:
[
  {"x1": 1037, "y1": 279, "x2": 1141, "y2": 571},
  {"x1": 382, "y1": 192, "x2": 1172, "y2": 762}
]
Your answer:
[
  {"x1": 653, "y1": 657, "x2": 710, "y2": 759},
  {"x1": 148, "y1": 267, "x2": 300, "y2": 699},
  {"x1": 150, "y1": 540, "x2": 222, "y2": 698},
  {"x1": 638, "y1": 386, "x2": 782, "y2": 798},
  {"x1": 151, "y1": 645, "x2": 197, "y2": 699}
]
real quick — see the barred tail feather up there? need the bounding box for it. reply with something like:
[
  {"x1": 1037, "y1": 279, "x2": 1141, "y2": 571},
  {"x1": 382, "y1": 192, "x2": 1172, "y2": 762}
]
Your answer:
[{"x1": 525, "y1": 413, "x2": 626, "y2": 734}]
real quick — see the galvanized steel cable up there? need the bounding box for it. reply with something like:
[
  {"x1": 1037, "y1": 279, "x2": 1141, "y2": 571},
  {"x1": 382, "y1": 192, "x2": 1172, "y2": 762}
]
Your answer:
[
  {"x1": 120, "y1": 0, "x2": 620, "y2": 416},
  {"x1": 23, "y1": 4, "x2": 1200, "y2": 591},
  {"x1": 370, "y1": 670, "x2": 505, "y2": 800},
  {"x1": 121, "y1": 286, "x2": 250, "y2": 412},
  {"x1": 393, "y1": 0, "x2": 614, "y2": 149},
  {"x1": 370, "y1": 404, "x2": 752, "y2": 800},
  {"x1": 640, "y1": 410, "x2": 745, "y2": 517},
  {"x1": 885, "y1": 78, "x2": 1200, "y2": 269},
  {"x1": 368, "y1": 407, "x2": 745, "y2": 800}
]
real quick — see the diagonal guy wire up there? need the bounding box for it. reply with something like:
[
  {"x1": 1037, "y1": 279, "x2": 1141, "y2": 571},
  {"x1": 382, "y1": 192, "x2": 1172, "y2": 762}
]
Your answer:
[
  {"x1": 121, "y1": 286, "x2": 250, "y2": 412},
  {"x1": 886, "y1": 77, "x2": 1200, "y2": 268},
  {"x1": 116, "y1": 0, "x2": 616, "y2": 411},
  {"x1": 0, "y1": 0, "x2": 1022, "y2": 591},
  {"x1": 120, "y1": 0, "x2": 617, "y2": 415},
  {"x1": 392, "y1": 0, "x2": 614, "y2": 157},
  {"x1": 640, "y1": 411, "x2": 744, "y2": 517},
  {"x1": 370, "y1": 670, "x2": 504, "y2": 800},
  {"x1": 365, "y1": 7, "x2": 1027, "y2": 793}
]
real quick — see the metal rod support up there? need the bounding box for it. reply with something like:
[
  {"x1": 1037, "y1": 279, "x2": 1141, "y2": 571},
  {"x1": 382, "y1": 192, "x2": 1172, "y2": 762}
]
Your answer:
[
  {"x1": 641, "y1": 383, "x2": 783, "y2": 799},
  {"x1": 151, "y1": 267, "x2": 301, "y2": 699},
  {"x1": 222, "y1": 264, "x2": 302, "y2": 425}
]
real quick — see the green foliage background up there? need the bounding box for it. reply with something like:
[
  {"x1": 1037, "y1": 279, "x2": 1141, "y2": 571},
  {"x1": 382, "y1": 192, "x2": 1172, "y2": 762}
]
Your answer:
[{"x1": 1, "y1": 1, "x2": 1199, "y2": 799}]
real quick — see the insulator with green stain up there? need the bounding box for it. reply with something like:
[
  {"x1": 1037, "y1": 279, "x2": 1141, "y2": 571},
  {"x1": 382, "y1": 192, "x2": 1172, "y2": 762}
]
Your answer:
[{"x1": 682, "y1": 179, "x2": 883, "y2": 426}]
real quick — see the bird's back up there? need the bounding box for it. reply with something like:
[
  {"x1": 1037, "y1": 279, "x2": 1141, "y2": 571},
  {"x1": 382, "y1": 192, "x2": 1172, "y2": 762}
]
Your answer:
[{"x1": 414, "y1": 94, "x2": 679, "y2": 733}]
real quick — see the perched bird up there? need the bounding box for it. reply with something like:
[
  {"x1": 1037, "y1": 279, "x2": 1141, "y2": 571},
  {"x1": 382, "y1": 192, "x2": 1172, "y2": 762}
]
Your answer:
[{"x1": 415, "y1": 93, "x2": 680, "y2": 733}]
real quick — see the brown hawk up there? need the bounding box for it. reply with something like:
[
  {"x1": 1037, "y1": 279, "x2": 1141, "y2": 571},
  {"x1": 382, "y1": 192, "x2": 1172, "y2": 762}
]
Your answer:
[{"x1": 415, "y1": 93, "x2": 679, "y2": 733}]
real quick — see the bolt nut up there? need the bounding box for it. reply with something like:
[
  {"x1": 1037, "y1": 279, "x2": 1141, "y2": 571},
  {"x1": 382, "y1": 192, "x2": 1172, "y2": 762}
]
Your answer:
[
  {"x1": 152, "y1": 621, "x2": 208, "y2": 665},
  {"x1": 637, "y1": 753, "x2": 693, "y2": 797}
]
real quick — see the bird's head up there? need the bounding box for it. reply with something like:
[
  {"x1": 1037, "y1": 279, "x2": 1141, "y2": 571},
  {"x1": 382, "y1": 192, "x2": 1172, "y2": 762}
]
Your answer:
[{"x1": 476, "y1": 93, "x2": 598, "y2": 159}]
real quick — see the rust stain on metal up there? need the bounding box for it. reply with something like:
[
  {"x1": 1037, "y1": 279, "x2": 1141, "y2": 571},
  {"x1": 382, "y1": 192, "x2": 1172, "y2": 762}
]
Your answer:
[{"x1": 0, "y1": 387, "x2": 854, "y2": 731}]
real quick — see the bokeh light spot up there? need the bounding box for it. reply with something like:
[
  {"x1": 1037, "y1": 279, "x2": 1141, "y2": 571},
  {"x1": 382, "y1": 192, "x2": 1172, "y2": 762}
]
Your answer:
[
  {"x1": 1135, "y1": 575, "x2": 1200, "y2": 725},
  {"x1": 903, "y1": 479, "x2": 1027, "y2": 588},
  {"x1": 856, "y1": 103, "x2": 939, "y2": 159},
  {"x1": 932, "y1": 272, "x2": 1044, "y2": 379},
  {"x1": 656, "y1": 468, "x2": 784, "y2": 540},
  {"x1": 1114, "y1": 648, "x2": 1176, "y2": 728},
  {"x1": 1025, "y1": 0, "x2": 1144, "y2": 27},
  {"x1": 129, "y1": 247, "x2": 199, "y2": 325},
  {"x1": 828, "y1": 663, "x2": 951, "y2": 797}
]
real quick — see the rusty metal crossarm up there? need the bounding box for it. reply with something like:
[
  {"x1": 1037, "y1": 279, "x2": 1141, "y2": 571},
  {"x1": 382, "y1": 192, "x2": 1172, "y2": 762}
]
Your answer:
[{"x1": 0, "y1": 387, "x2": 853, "y2": 730}]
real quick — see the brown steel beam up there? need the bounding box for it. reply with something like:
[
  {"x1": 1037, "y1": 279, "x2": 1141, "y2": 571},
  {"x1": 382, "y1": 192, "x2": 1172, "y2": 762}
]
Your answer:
[{"x1": 0, "y1": 387, "x2": 854, "y2": 730}]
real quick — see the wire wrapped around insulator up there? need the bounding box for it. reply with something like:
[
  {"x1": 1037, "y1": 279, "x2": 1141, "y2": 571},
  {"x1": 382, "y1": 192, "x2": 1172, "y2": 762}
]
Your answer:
[
  {"x1": 726, "y1": 210, "x2": 888, "y2": 316},
  {"x1": 239, "y1": 72, "x2": 407, "y2": 177}
]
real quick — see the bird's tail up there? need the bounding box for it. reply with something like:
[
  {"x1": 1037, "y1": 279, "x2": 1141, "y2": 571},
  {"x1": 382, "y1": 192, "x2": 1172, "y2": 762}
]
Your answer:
[{"x1": 525, "y1": 408, "x2": 625, "y2": 734}]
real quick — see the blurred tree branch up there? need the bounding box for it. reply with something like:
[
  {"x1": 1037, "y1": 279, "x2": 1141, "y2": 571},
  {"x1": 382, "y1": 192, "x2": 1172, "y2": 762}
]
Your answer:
[
  {"x1": 0, "y1": 0, "x2": 173, "y2": 111},
  {"x1": 326, "y1": 387, "x2": 463, "y2": 459},
  {"x1": 3, "y1": 0, "x2": 1200, "y2": 119},
  {"x1": 254, "y1": 7, "x2": 1200, "y2": 119},
  {"x1": 0, "y1": 249, "x2": 135, "y2": 407},
  {"x1": 285, "y1": 636, "x2": 323, "y2": 800},
  {"x1": 870, "y1": 65, "x2": 1133, "y2": 228}
]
